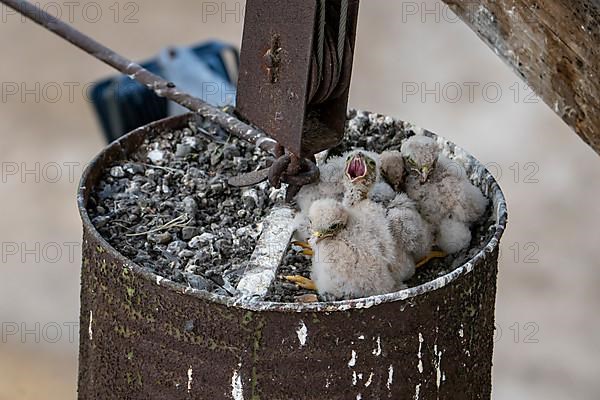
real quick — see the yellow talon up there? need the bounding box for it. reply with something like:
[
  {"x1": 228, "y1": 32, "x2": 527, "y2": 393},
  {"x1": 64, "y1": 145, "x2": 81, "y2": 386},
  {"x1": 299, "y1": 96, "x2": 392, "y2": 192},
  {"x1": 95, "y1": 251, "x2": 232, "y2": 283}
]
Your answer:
[
  {"x1": 284, "y1": 275, "x2": 317, "y2": 291},
  {"x1": 292, "y1": 241, "x2": 314, "y2": 256},
  {"x1": 416, "y1": 251, "x2": 447, "y2": 269},
  {"x1": 292, "y1": 241, "x2": 312, "y2": 250}
]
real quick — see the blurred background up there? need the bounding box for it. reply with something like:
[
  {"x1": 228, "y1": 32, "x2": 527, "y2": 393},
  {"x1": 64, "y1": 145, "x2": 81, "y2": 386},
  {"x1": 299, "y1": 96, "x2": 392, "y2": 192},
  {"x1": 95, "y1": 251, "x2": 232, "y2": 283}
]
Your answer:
[{"x1": 0, "y1": 0, "x2": 598, "y2": 398}]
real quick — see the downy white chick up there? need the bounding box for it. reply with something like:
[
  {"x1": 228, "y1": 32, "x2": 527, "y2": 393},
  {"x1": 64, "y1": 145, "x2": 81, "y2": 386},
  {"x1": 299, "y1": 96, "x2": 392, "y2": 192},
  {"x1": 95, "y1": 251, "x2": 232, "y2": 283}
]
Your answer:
[
  {"x1": 369, "y1": 150, "x2": 405, "y2": 204},
  {"x1": 294, "y1": 150, "x2": 395, "y2": 239},
  {"x1": 288, "y1": 150, "x2": 417, "y2": 294},
  {"x1": 386, "y1": 193, "x2": 434, "y2": 263},
  {"x1": 295, "y1": 155, "x2": 346, "y2": 212},
  {"x1": 343, "y1": 150, "x2": 380, "y2": 206},
  {"x1": 344, "y1": 150, "x2": 431, "y2": 270},
  {"x1": 293, "y1": 155, "x2": 346, "y2": 241},
  {"x1": 369, "y1": 181, "x2": 396, "y2": 204},
  {"x1": 341, "y1": 151, "x2": 417, "y2": 284},
  {"x1": 308, "y1": 198, "x2": 401, "y2": 299},
  {"x1": 379, "y1": 150, "x2": 405, "y2": 192},
  {"x1": 295, "y1": 149, "x2": 398, "y2": 211},
  {"x1": 401, "y1": 135, "x2": 488, "y2": 254},
  {"x1": 343, "y1": 149, "x2": 401, "y2": 206}
]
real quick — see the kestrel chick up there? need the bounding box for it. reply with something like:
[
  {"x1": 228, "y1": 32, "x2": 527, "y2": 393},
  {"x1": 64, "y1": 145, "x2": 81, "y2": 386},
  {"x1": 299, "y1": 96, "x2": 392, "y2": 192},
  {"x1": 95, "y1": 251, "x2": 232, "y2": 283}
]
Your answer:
[
  {"x1": 379, "y1": 150, "x2": 405, "y2": 192},
  {"x1": 342, "y1": 150, "x2": 380, "y2": 206},
  {"x1": 401, "y1": 135, "x2": 488, "y2": 254},
  {"x1": 307, "y1": 198, "x2": 402, "y2": 300}
]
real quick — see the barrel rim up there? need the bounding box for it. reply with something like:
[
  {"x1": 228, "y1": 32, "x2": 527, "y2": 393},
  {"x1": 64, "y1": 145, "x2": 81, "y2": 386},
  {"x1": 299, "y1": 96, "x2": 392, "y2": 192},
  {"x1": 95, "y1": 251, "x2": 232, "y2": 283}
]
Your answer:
[{"x1": 78, "y1": 112, "x2": 508, "y2": 313}]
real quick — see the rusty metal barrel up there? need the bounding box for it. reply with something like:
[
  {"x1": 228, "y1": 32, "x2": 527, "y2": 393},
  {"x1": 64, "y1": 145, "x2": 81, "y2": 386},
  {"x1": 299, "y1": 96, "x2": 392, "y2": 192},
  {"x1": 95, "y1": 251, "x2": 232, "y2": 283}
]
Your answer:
[{"x1": 77, "y1": 112, "x2": 507, "y2": 399}]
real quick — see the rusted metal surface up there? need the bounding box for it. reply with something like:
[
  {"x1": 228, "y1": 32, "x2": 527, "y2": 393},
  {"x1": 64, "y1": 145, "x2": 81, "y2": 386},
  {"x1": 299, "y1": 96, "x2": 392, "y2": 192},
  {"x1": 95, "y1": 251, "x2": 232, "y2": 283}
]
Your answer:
[
  {"x1": 441, "y1": 0, "x2": 600, "y2": 155},
  {"x1": 237, "y1": 0, "x2": 317, "y2": 157},
  {"x1": 236, "y1": 0, "x2": 360, "y2": 158},
  {"x1": 78, "y1": 112, "x2": 507, "y2": 399}
]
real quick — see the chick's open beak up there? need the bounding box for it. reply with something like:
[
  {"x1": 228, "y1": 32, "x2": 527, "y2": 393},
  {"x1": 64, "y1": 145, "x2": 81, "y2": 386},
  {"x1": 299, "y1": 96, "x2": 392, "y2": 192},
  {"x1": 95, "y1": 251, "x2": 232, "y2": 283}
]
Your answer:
[{"x1": 346, "y1": 154, "x2": 367, "y2": 182}]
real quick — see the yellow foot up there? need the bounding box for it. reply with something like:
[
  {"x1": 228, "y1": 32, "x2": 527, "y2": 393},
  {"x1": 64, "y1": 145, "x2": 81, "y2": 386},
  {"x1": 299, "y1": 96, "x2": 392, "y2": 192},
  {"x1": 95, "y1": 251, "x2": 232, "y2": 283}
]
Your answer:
[
  {"x1": 284, "y1": 275, "x2": 317, "y2": 291},
  {"x1": 292, "y1": 241, "x2": 314, "y2": 256},
  {"x1": 416, "y1": 251, "x2": 447, "y2": 269},
  {"x1": 292, "y1": 241, "x2": 311, "y2": 249}
]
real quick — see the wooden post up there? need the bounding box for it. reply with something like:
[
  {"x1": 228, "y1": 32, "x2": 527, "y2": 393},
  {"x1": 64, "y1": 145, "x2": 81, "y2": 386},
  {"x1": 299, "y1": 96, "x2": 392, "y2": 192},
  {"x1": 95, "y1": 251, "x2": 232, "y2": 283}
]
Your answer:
[{"x1": 441, "y1": 0, "x2": 600, "y2": 155}]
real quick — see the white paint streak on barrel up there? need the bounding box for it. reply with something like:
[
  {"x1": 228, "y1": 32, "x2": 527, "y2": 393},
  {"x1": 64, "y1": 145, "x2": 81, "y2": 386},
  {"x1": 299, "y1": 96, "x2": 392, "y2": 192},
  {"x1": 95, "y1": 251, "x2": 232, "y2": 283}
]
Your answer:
[
  {"x1": 231, "y1": 368, "x2": 244, "y2": 400},
  {"x1": 414, "y1": 383, "x2": 421, "y2": 400},
  {"x1": 387, "y1": 365, "x2": 394, "y2": 390},
  {"x1": 372, "y1": 335, "x2": 382, "y2": 356},
  {"x1": 88, "y1": 310, "x2": 93, "y2": 341},
  {"x1": 348, "y1": 350, "x2": 357, "y2": 368},
  {"x1": 417, "y1": 333, "x2": 424, "y2": 373},
  {"x1": 296, "y1": 320, "x2": 308, "y2": 347},
  {"x1": 187, "y1": 367, "x2": 193, "y2": 393},
  {"x1": 364, "y1": 372, "x2": 374, "y2": 387},
  {"x1": 434, "y1": 344, "x2": 443, "y2": 390}
]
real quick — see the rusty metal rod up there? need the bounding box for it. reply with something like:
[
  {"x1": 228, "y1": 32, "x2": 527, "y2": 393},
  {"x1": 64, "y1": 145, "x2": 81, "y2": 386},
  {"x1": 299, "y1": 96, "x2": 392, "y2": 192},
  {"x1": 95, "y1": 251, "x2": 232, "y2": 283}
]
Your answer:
[{"x1": 0, "y1": 0, "x2": 276, "y2": 154}]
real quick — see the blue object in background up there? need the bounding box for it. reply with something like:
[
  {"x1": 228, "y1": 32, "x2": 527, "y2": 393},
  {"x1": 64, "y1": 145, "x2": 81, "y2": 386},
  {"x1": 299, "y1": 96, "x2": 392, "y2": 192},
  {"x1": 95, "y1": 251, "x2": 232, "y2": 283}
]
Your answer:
[
  {"x1": 90, "y1": 41, "x2": 239, "y2": 143},
  {"x1": 159, "y1": 46, "x2": 237, "y2": 116}
]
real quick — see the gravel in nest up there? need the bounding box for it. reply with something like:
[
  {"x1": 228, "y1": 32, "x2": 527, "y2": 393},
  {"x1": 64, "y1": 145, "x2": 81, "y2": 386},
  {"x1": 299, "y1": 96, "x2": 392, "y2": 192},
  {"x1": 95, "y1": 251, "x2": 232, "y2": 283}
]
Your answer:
[
  {"x1": 88, "y1": 119, "x2": 281, "y2": 296},
  {"x1": 89, "y1": 111, "x2": 496, "y2": 302}
]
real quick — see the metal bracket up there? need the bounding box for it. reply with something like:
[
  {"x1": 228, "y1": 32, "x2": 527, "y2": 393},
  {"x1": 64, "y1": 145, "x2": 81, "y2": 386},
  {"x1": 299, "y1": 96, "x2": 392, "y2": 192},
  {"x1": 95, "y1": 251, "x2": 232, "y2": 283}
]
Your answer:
[{"x1": 236, "y1": 0, "x2": 360, "y2": 158}]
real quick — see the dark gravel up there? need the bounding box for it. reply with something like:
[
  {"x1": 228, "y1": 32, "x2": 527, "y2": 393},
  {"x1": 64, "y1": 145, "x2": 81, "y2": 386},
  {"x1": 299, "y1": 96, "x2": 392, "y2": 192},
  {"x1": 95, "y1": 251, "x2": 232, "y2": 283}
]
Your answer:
[
  {"x1": 88, "y1": 110, "x2": 495, "y2": 302},
  {"x1": 88, "y1": 119, "x2": 278, "y2": 296}
]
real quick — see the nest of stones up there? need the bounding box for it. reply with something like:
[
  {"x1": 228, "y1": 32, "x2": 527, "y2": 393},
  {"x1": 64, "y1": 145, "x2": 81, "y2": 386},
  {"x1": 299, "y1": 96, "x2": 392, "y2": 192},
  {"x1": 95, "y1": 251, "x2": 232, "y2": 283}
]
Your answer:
[{"x1": 88, "y1": 110, "x2": 495, "y2": 302}]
